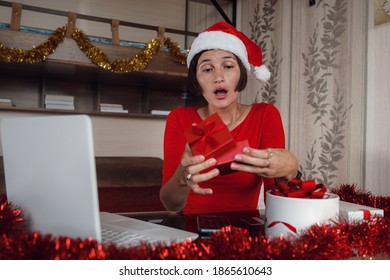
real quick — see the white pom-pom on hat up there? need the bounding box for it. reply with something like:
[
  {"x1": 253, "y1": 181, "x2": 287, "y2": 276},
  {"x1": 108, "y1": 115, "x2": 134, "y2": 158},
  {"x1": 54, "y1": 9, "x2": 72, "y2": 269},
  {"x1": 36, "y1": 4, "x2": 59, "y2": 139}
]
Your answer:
[
  {"x1": 254, "y1": 65, "x2": 271, "y2": 82},
  {"x1": 187, "y1": 21, "x2": 270, "y2": 82}
]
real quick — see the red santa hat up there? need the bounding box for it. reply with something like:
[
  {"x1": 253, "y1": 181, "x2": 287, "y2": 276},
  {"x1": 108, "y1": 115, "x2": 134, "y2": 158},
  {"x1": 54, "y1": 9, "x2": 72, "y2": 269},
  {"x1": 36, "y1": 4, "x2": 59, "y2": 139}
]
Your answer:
[{"x1": 187, "y1": 21, "x2": 271, "y2": 82}]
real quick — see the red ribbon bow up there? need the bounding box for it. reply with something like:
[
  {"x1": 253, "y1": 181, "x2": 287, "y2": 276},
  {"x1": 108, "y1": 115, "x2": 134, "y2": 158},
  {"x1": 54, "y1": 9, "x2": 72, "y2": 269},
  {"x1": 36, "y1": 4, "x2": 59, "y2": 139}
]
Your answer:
[
  {"x1": 191, "y1": 119, "x2": 226, "y2": 153},
  {"x1": 271, "y1": 178, "x2": 327, "y2": 199}
]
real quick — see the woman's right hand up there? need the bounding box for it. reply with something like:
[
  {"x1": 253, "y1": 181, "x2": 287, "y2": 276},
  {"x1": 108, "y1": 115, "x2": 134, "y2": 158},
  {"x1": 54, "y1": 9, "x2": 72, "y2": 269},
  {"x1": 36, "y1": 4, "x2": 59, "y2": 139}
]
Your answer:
[{"x1": 179, "y1": 145, "x2": 219, "y2": 195}]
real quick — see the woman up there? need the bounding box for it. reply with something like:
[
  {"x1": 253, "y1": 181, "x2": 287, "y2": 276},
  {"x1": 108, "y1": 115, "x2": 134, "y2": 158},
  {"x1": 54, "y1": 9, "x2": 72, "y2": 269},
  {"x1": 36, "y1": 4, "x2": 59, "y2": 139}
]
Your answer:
[{"x1": 160, "y1": 22, "x2": 298, "y2": 214}]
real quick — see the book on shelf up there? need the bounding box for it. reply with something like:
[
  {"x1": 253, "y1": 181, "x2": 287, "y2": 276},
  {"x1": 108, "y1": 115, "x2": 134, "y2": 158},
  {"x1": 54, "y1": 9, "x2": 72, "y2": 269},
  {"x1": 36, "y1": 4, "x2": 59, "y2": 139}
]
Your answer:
[
  {"x1": 100, "y1": 109, "x2": 129, "y2": 113},
  {"x1": 45, "y1": 103, "x2": 75, "y2": 110},
  {"x1": 45, "y1": 99, "x2": 74, "y2": 106},
  {"x1": 99, "y1": 103, "x2": 128, "y2": 113},
  {"x1": 100, "y1": 103, "x2": 124, "y2": 108},
  {"x1": 0, "y1": 98, "x2": 14, "y2": 108},
  {"x1": 150, "y1": 110, "x2": 171, "y2": 116},
  {"x1": 45, "y1": 94, "x2": 74, "y2": 103},
  {"x1": 44, "y1": 94, "x2": 75, "y2": 110}
]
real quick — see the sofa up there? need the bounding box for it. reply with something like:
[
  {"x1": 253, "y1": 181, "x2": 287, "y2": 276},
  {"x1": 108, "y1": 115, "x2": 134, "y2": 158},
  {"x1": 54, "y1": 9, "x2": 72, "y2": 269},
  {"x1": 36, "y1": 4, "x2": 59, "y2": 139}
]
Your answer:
[{"x1": 0, "y1": 156, "x2": 165, "y2": 213}]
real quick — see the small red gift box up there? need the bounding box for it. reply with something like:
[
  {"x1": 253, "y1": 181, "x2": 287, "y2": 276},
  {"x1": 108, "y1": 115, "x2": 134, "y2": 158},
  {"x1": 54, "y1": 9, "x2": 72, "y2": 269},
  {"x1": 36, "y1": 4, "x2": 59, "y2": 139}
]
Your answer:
[
  {"x1": 214, "y1": 139, "x2": 249, "y2": 176},
  {"x1": 184, "y1": 113, "x2": 235, "y2": 159}
]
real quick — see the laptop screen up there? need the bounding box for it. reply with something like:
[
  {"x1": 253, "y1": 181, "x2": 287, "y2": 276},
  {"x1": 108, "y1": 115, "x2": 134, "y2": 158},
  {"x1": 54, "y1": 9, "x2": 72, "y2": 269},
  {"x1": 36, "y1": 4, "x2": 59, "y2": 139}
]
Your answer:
[{"x1": 1, "y1": 115, "x2": 101, "y2": 240}]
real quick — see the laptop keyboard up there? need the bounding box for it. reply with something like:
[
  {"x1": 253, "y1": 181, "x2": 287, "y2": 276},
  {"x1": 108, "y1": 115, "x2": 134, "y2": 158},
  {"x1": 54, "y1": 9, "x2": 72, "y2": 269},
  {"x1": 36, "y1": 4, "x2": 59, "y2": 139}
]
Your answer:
[{"x1": 101, "y1": 228, "x2": 158, "y2": 248}]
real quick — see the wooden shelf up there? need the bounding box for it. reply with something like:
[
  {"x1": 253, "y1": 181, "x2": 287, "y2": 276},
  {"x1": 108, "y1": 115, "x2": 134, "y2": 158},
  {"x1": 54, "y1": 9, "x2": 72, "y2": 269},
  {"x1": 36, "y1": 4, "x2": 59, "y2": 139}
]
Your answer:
[
  {"x1": 0, "y1": 29, "x2": 206, "y2": 117},
  {"x1": 0, "y1": 29, "x2": 188, "y2": 77}
]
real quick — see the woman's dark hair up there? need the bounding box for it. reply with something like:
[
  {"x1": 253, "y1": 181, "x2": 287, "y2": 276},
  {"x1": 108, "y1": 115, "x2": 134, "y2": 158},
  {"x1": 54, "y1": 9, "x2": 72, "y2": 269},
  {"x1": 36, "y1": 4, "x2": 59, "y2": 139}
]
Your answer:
[{"x1": 187, "y1": 50, "x2": 248, "y2": 96}]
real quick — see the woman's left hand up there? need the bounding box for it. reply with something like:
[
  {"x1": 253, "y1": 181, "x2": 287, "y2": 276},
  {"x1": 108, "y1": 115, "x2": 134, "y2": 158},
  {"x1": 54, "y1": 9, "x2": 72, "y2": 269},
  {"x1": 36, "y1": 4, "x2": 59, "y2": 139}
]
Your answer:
[{"x1": 230, "y1": 147, "x2": 298, "y2": 180}]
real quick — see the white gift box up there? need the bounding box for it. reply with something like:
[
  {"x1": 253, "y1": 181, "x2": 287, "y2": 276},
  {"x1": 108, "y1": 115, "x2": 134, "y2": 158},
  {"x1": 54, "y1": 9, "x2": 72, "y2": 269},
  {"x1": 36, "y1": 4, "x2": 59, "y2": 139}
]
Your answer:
[
  {"x1": 265, "y1": 190, "x2": 339, "y2": 238},
  {"x1": 339, "y1": 201, "x2": 384, "y2": 223}
]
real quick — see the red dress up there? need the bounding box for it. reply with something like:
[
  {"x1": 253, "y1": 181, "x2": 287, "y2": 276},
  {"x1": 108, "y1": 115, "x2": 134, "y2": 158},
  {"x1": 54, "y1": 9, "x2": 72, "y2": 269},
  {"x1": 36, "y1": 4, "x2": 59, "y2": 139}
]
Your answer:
[{"x1": 162, "y1": 103, "x2": 285, "y2": 213}]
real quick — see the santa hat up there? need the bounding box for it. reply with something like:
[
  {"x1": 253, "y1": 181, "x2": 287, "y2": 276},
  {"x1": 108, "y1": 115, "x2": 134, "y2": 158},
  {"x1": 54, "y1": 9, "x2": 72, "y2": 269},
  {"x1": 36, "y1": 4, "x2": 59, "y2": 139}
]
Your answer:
[{"x1": 187, "y1": 21, "x2": 271, "y2": 82}]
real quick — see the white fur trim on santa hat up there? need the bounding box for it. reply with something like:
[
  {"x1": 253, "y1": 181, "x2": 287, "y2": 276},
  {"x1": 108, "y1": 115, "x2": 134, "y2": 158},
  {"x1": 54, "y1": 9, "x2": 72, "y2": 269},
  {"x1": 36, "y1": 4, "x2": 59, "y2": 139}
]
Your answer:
[
  {"x1": 187, "y1": 30, "x2": 251, "y2": 73},
  {"x1": 254, "y1": 65, "x2": 271, "y2": 82}
]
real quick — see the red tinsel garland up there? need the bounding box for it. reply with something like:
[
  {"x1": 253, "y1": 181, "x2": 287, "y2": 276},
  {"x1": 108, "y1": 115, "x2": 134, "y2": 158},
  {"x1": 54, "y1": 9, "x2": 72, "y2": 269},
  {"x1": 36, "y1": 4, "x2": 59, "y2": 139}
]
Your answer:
[
  {"x1": 0, "y1": 184, "x2": 389, "y2": 260},
  {"x1": 331, "y1": 184, "x2": 390, "y2": 217}
]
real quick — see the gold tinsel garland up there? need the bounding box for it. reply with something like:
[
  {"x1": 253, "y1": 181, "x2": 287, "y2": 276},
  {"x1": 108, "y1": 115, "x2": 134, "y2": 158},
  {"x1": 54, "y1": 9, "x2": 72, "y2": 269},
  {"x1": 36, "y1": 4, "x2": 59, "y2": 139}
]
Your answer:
[
  {"x1": 0, "y1": 25, "x2": 187, "y2": 73},
  {"x1": 164, "y1": 36, "x2": 188, "y2": 65},
  {"x1": 0, "y1": 26, "x2": 67, "y2": 63}
]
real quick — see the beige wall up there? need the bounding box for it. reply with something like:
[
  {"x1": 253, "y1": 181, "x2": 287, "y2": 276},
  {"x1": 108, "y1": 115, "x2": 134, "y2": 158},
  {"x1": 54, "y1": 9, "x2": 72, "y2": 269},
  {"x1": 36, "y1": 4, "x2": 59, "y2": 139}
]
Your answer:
[{"x1": 0, "y1": 111, "x2": 166, "y2": 158}]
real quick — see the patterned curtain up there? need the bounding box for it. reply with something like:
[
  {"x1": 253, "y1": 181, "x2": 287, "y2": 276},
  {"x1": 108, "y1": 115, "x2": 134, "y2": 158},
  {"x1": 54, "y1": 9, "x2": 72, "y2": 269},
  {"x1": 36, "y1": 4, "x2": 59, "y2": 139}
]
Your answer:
[{"x1": 240, "y1": 0, "x2": 367, "y2": 189}]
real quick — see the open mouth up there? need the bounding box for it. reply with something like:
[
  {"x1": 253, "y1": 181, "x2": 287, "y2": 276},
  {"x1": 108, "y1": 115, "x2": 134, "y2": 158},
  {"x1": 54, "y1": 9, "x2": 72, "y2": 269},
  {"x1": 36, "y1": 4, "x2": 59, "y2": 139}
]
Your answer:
[{"x1": 214, "y1": 88, "x2": 228, "y2": 97}]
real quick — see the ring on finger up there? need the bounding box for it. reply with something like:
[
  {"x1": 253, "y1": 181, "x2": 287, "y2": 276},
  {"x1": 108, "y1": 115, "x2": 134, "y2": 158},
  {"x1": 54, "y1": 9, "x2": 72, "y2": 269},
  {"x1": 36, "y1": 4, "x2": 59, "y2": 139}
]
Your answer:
[
  {"x1": 186, "y1": 173, "x2": 193, "y2": 181},
  {"x1": 267, "y1": 148, "x2": 273, "y2": 158}
]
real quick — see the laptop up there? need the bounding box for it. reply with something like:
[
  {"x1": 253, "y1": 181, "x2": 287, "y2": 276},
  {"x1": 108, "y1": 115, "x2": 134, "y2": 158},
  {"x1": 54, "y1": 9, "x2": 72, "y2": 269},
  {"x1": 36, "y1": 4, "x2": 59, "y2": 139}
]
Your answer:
[{"x1": 0, "y1": 114, "x2": 198, "y2": 247}]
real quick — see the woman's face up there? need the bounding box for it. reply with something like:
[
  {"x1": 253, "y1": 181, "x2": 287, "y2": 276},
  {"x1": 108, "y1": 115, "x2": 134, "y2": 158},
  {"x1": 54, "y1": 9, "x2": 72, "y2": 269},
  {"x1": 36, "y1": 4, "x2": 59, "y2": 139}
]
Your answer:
[{"x1": 196, "y1": 49, "x2": 241, "y2": 109}]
